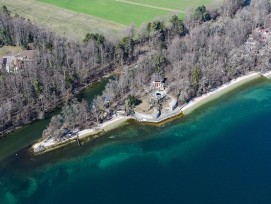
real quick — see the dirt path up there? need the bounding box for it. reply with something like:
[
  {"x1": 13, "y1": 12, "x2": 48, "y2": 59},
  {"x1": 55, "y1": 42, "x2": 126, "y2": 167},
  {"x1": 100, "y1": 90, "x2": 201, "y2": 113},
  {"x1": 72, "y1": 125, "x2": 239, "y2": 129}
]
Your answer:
[{"x1": 115, "y1": 0, "x2": 184, "y2": 13}]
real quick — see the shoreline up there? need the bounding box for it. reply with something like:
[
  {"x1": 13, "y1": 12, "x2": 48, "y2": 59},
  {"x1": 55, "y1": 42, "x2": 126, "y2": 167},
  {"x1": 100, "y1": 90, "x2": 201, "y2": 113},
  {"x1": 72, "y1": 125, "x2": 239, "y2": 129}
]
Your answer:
[
  {"x1": 32, "y1": 115, "x2": 133, "y2": 154},
  {"x1": 31, "y1": 71, "x2": 271, "y2": 154},
  {"x1": 181, "y1": 72, "x2": 264, "y2": 115},
  {"x1": 77, "y1": 115, "x2": 134, "y2": 140}
]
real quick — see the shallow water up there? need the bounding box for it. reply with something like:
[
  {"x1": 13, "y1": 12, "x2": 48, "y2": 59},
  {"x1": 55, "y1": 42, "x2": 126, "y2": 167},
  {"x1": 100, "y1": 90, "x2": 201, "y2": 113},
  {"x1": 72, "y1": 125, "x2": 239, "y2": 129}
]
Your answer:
[{"x1": 1, "y1": 79, "x2": 271, "y2": 204}]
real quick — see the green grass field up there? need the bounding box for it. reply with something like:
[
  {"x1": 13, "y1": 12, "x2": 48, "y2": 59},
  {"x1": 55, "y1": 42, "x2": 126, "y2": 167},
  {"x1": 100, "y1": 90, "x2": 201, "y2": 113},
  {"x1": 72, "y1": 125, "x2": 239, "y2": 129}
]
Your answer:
[
  {"x1": 2, "y1": 0, "x2": 127, "y2": 39},
  {"x1": 1, "y1": 0, "x2": 213, "y2": 39},
  {"x1": 39, "y1": 0, "x2": 212, "y2": 26}
]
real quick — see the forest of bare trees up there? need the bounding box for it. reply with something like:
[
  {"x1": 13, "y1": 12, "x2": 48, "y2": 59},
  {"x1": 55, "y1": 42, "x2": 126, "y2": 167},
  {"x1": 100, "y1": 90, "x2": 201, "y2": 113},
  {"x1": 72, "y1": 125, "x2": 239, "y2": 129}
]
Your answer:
[
  {"x1": 0, "y1": 5, "x2": 125, "y2": 136},
  {"x1": 90, "y1": 0, "x2": 271, "y2": 114},
  {"x1": 1, "y1": 0, "x2": 271, "y2": 138}
]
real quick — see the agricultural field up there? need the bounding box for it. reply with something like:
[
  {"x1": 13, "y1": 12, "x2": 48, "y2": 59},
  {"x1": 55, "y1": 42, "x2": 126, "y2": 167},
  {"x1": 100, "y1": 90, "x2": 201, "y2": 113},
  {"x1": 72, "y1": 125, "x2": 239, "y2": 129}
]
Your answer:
[
  {"x1": 1, "y1": 0, "x2": 126, "y2": 39},
  {"x1": 39, "y1": 0, "x2": 213, "y2": 25},
  {"x1": 1, "y1": 0, "x2": 213, "y2": 39}
]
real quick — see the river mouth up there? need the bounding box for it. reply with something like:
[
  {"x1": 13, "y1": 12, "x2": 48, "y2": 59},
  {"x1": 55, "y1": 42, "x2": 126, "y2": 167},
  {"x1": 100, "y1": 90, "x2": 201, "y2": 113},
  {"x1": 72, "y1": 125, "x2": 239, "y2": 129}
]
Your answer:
[{"x1": 0, "y1": 77, "x2": 112, "y2": 161}]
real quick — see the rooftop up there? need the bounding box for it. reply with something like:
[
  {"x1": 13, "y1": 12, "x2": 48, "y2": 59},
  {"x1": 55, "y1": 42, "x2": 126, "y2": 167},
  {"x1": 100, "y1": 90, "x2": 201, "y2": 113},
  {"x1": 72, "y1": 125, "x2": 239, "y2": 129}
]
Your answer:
[
  {"x1": 17, "y1": 50, "x2": 35, "y2": 59},
  {"x1": 151, "y1": 73, "x2": 164, "y2": 82}
]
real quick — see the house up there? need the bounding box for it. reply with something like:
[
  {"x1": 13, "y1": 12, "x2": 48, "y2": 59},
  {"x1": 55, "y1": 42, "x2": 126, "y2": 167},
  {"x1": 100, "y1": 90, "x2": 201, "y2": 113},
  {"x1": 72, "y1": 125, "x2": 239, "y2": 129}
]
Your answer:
[
  {"x1": 151, "y1": 74, "x2": 165, "y2": 91},
  {"x1": 1, "y1": 50, "x2": 35, "y2": 72},
  {"x1": 254, "y1": 27, "x2": 271, "y2": 43},
  {"x1": 2, "y1": 55, "x2": 15, "y2": 72},
  {"x1": 244, "y1": 27, "x2": 271, "y2": 56},
  {"x1": 18, "y1": 50, "x2": 35, "y2": 60},
  {"x1": 15, "y1": 50, "x2": 35, "y2": 70}
]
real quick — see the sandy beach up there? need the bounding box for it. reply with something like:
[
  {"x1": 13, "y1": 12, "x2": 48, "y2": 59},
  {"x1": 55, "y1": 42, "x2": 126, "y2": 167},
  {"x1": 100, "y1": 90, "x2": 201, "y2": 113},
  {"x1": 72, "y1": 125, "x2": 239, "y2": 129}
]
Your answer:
[
  {"x1": 181, "y1": 72, "x2": 263, "y2": 115},
  {"x1": 78, "y1": 115, "x2": 133, "y2": 139},
  {"x1": 32, "y1": 115, "x2": 132, "y2": 154},
  {"x1": 263, "y1": 71, "x2": 271, "y2": 79}
]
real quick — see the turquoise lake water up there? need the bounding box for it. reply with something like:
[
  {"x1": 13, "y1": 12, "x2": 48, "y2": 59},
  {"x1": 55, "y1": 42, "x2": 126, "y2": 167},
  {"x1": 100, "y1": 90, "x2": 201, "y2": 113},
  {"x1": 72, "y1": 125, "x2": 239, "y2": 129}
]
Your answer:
[{"x1": 1, "y1": 78, "x2": 271, "y2": 203}]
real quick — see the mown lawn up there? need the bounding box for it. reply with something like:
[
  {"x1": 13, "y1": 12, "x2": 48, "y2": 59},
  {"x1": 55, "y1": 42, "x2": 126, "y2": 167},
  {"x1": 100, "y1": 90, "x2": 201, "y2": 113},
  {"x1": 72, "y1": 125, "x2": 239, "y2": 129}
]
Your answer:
[{"x1": 39, "y1": 0, "x2": 212, "y2": 26}]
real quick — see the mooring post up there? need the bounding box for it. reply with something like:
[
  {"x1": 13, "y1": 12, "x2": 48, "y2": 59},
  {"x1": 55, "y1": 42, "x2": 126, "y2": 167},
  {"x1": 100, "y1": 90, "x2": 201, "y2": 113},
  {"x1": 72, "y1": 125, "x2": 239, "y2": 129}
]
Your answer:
[{"x1": 76, "y1": 133, "x2": 81, "y2": 146}]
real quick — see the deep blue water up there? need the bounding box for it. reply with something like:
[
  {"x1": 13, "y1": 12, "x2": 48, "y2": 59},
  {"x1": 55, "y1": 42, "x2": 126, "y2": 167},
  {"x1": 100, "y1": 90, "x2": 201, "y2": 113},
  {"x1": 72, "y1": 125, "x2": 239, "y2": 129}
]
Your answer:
[{"x1": 1, "y1": 79, "x2": 271, "y2": 204}]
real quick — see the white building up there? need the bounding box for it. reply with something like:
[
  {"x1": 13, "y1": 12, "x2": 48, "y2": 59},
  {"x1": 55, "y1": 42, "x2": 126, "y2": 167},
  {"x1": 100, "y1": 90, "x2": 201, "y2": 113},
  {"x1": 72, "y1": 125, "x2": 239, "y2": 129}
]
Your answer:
[{"x1": 151, "y1": 74, "x2": 165, "y2": 91}]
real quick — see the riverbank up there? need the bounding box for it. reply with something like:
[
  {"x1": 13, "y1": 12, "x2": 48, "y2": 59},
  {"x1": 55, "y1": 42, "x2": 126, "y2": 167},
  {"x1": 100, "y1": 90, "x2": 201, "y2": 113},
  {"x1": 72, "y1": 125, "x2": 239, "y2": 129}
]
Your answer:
[
  {"x1": 0, "y1": 64, "x2": 116, "y2": 139},
  {"x1": 32, "y1": 71, "x2": 271, "y2": 155}
]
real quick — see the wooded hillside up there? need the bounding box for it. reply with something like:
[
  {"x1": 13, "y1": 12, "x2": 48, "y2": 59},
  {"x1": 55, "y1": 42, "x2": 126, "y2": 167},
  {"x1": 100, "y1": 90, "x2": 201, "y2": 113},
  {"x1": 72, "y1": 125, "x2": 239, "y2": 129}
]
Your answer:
[{"x1": 0, "y1": 0, "x2": 270, "y2": 138}]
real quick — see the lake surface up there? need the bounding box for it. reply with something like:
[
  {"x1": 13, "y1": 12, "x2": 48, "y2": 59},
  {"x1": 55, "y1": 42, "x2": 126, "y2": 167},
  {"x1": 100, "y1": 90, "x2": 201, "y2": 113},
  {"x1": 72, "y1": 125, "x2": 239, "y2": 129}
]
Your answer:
[{"x1": 1, "y1": 78, "x2": 271, "y2": 204}]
